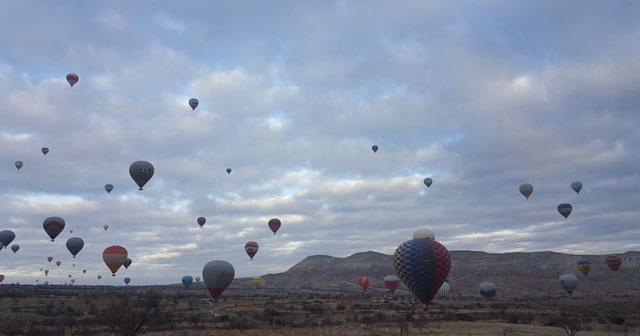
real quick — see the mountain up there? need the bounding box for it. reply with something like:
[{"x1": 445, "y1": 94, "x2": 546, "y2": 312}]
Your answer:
[{"x1": 238, "y1": 250, "x2": 640, "y2": 297}]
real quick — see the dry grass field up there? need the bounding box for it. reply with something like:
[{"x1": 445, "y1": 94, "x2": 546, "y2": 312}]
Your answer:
[{"x1": 0, "y1": 284, "x2": 638, "y2": 336}]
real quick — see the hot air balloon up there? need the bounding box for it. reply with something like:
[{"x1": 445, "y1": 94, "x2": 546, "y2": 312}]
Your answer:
[
  {"x1": 383, "y1": 275, "x2": 400, "y2": 294},
  {"x1": 44, "y1": 269, "x2": 49, "y2": 276},
  {"x1": 97, "y1": 275, "x2": 102, "y2": 280},
  {"x1": 83, "y1": 269, "x2": 86, "y2": 274},
  {"x1": 182, "y1": 275, "x2": 194, "y2": 289},
  {"x1": 41, "y1": 147, "x2": 49, "y2": 155},
  {"x1": 129, "y1": 161, "x2": 154, "y2": 190},
  {"x1": 15, "y1": 161, "x2": 23, "y2": 170},
  {"x1": 68, "y1": 274, "x2": 72, "y2": 278},
  {"x1": 47, "y1": 256, "x2": 53, "y2": 263},
  {"x1": 358, "y1": 276, "x2": 370, "y2": 291},
  {"x1": 226, "y1": 168, "x2": 232, "y2": 174},
  {"x1": 559, "y1": 274, "x2": 578, "y2": 294},
  {"x1": 251, "y1": 276, "x2": 262, "y2": 288},
  {"x1": 393, "y1": 238, "x2": 451, "y2": 307},
  {"x1": 197, "y1": 217, "x2": 206, "y2": 228},
  {"x1": 0, "y1": 275, "x2": 5, "y2": 283},
  {"x1": 423, "y1": 178, "x2": 433, "y2": 188},
  {"x1": 70, "y1": 279, "x2": 75, "y2": 284},
  {"x1": 371, "y1": 145, "x2": 378, "y2": 153},
  {"x1": 66, "y1": 237, "x2": 84, "y2": 258},
  {"x1": 571, "y1": 181, "x2": 583, "y2": 194},
  {"x1": 479, "y1": 282, "x2": 497, "y2": 299},
  {"x1": 72, "y1": 264, "x2": 76, "y2": 267},
  {"x1": 268, "y1": 218, "x2": 281, "y2": 235},
  {"x1": 606, "y1": 255, "x2": 622, "y2": 272},
  {"x1": 66, "y1": 73, "x2": 79, "y2": 87},
  {"x1": 188, "y1": 98, "x2": 199, "y2": 110},
  {"x1": 124, "y1": 258, "x2": 132, "y2": 270},
  {"x1": 124, "y1": 277, "x2": 131, "y2": 285},
  {"x1": 557, "y1": 203, "x2": 572, "y2": 219},
  {"x1": 10, "y1": 244, "x2": 19, "y2": 253},
  {"x1": 519, "y1": 183, "x2": 533, "y2": 200},
  {"x1": 43, "y1": 216, "x2": 65, "y2": 242},
  {"x1": 244, "y1": 241, "x2": 259, "y2": 260},
  {"x1": 413, "y1": 228, "x2": 435, "y2": 240},
  {"x1": 195, "y1": 276, "x2": 201, "y2": 283},
  {"x1": 103, "y1": 224, "x2": 109, "y2": 231},
  {"x1": 576, "y1": 260, "x2": 591, "y2": 276},
  {"x1": 0, "y1": 230, "x2": 16, "y2": 249},
  {"x1": 437, "y1": 281, "x2": 451, "y2": 298},
  {"x1": 56, "y1": 261, "x2": 61, "y2": 267},
  {"x1": 104, "y1": 184, "x2": 113, "y2": 194},
  {"x1": 202, "y1": 260, "x2": 235, "y2": 300},
  {"x1": 102, "y1": 245, "x2": 128, "y2": 276}
]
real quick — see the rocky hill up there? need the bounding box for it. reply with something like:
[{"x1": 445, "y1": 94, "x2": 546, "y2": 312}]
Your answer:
[{"x1": 235, "y1": 250, "x2": 640, "y2": 297}]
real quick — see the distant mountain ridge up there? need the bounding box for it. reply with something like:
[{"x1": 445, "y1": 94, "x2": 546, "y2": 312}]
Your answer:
[{"x1": 237, "y1": 250, "x2": 640, "y2": 297}]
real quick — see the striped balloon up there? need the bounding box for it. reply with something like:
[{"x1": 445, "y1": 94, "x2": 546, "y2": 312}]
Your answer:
[
  {"x1": 605, "y1": 255, "x2": 622, "y2": 272},
  {"x1": 393, "y1": 238, "x2": 451, "y2": 307}
]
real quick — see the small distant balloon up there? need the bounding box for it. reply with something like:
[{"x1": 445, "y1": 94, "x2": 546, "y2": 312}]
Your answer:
[
  {"x1": 519, "y1": 183, "x2": 533, "y2": 200},
  {"x1": 371, "y1": 145, "x2": 378, "y2": 153},
  {"x1": 66, "y1": 237, "x2": 85, "y2": 258},
  {"x1": 66, "y1": 73, "x2": 79, "y2": 87},
  {"x1": 413, "y1": 228, "x2": 435, "y2": 240},
  {"x1": 124, "y1": 277, "x2": 131, "y2": 285},
  {"x1": 268, "y1": 218, "x2": 281, "y2": 235},
  {"x1": 41, "y1": 147, "x2": 49, "y2": 155},
  {"x1": 571, "y1": 181, "x2": 583, "y2": 194},
  {"x1": 383, "y1": 275, "x2": 400, "y2": 294},
  {"x1": 56, "y1": 261, "x2": 61, "y2": 267},
  {"x1": 0, "y1": 275, "x2": 4, "y2": 283},
  {"x1": 15, "y1": 161, "x2": 23, "y2": 170},
  {"x1": 479, "y1": 282, "x2": 497, "y2": 299},
  {"x1": 358, "y1": 276, "x2": 370, "y2": 291},
  {"x1": 97, "y1": 275, "x2": 102, "y2": 280},
  {"x1": 557, "y1": 203, "x2": 572, "y2": 219},
  {"x1": 226, "y1": 168, "x2": 232, "y2": 174},
  {"x1": 0, "y1": 230, "x2": 16, "y2": 249},
  {"x1": 43, "y1": 216, "x2": 65, "y2": 242},
  {"x1": 105, "y1": 184, "x2": 113, "y2": 194},
  {"x1": 244, "y1": 241, "x2": 259, "y2": 260},
  {"x1": 251, "y1": 276, "x2": 262, "y2": 288},
  {"x1": 197, "y1": 217, "x2": 206, "y2": 228},
  {"x1": 182, "y1": 275, "x2": 194, "y2": 289},
  {"x1": 559, "y1": 274, "x2": 578, "y2": 294},
  {"x1": 188, "y1": 98, "x2": 199, "y2": 110},
  {"x1": 83, "y1": 269, "x2": 87, "y2": 274},
  {"x1": 10, "y1": 244, "x2": 19, "y2": 253},
  {"x1": 124, "y1": 257, "x2": 132, "y2": 269},
  {"x1": 47, "y1": 256, "x2": 53, "y2": 263},
  {"x1": 423, "y1": 178, "x2": 433, "y2": 188},
  {"x1": 45, "y1": 270, "x2": 49, "y2": 276},
  {"x1": 605, "y1": 255, "x2": 622, "y2": 272},
  {"x1": 576, "y1": 260, "x2": 591, "y2": 276},
  {"x1": 129, "y1": 161, "x2": 154, "y2": 190},
  {"x1": 103, "y1": 224, "x2": 109, "y2": 231}
]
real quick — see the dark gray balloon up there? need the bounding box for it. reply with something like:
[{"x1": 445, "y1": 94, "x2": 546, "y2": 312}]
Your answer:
[
  {"x1": 129, "y1": 161, "x2": 154, "y2": 190},
  {"x1": 10, "y1": 244, "x2": 19, "y2": 253},
  {"x1": 479, "y1": 282, "x2": 497, "y2": 299},
  {"x1": 188, "y1": 98, "x2": 199, "y2": 110},
  {"x1": 0, "y1": 230, "x2": 16, "y2": 249},
  {"x1": 203, "y1": 260, "x2": 235, "y2": 300},
  {"x1": 43, "y1": 216, "x2": 65, "y2": 242},
  {"x1": 66, "y1": 237, "x2": 85, "y2": 258}
]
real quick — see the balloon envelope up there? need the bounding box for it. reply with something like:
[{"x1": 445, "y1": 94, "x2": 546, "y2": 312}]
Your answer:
[
  {"x1": 383, "y1": 275, "x2": 400, "y2": 294},
  {"x1": 358, "y1": 276, "x2": 370, "y2": 291},
  {"x1": 104, "y1": 184, "x2": 113, "y2": 193},
  {"x1": 251, "y1": 276, "x2": 262, "y2": 287},
  {"x1": 571, "y1": 181, "x2": 583, "y2": 194},
  {"x1": 268, "y1": 218, "x2": 281, "y2": 235},
  {"x1": 10, "y1": 244, "x2": 19, "y2": 253},
  {"x1": 605, "y1": 255, "x2": 622, "y2": 272},
  {"x1": 226, "y1": 168, "x2": 232, "y2": 174},
  {"x1": 479, "y1": 282, "x2": 497, "y2": 299},
  {"x1": 188, "y1": 98, "x2": 199, "y2": 110},
  {"x1": 371, "y1": 145, "x2": 378, "y2": 153},
  {"x1": 15, "y1": 161, "x2": 23, "y2": 170},
  {"x1": 43, "y1": 216, "x2": 65, "y2": 242},
  {"x1": 66, "y1": 237, "x2": 84, "y2": 257},
  {"x1": 124, "y1": 277, "x2": 131, "y2": 285},
  {"x1": 423, "y1": 178, "x2": 433, "y2": 188},
  {"x1": 576, "y1": 260, "x2": 592, "y2": 276},
  {"x1": 0, "y1": 230, "x2": 16, "y2": 249},
  {"x1": 66, "y1": 73, "x2": 79, "y2": 86},
  {"x1": 0, "y1": 275, "x2": 5, "y2": 283},
  {"x1": 437, "y1": 281, "x2": 451, "y2": 297},
  {"x1": 202, "y1": 260, "x2": 235, "y2": 300},
  {"x1": 182, "y1": 275, "x2": 194, "y2": 289},
  {"x1": 393, "y1": 238, "x2": 451, "y2": 307},
  {"x1": 41, "y1": 147, "x2": 49, "y2": 155},
  {"x1": 244, "y1": 241, "x2": 259, "y2": 260},
  {"x1": 559, "y1": 273, "x2": 578, "y2": 294},
  {"x1": 129, "y1": 161, "x2": 154, "y2": 190},
  {"x1": 197, "y1": 217, "x2": 206, "y2": 228},
  {"x1": 413, "y1": 228, "x2": 435, "y2": 240},
  {"x1": 557, "y1": 203, "x2": 572, "y2": 219},
  {"x1": 47, "y1": 256, "x2": 53, "y2": 263},
  {"x1": 519, "y1": 183, "x2": 533, "y2": 199},
  {"x1": 103, "y1": 224, "x2": 109, "y2": 231},
  {"x1": 124, "y1": 258, "x2": 132, "y2": 269},
  {"x1": 102, "y1": 245, "x2": 128, "y2": 276}
]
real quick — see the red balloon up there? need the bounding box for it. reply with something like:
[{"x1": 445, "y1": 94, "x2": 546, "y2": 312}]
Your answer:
[
  {"x1": 103, "y1": 246, "x2": 128, "y2": 276},
  {"x1": 358, "y1": 276, "x2": 370, "y2": 291},
  {"x1": 66, "y1": 73, "x2": 79, "y2": 87}
]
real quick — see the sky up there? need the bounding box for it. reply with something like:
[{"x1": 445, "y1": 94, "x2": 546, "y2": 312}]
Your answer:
[{"x1": 1, "y1": 0, "x2": 639, "y2": 286}]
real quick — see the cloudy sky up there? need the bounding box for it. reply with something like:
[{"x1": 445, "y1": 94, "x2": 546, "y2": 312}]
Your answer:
[{"x1": 1, "y1": 1, "x2": 639, "y2": 286}]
